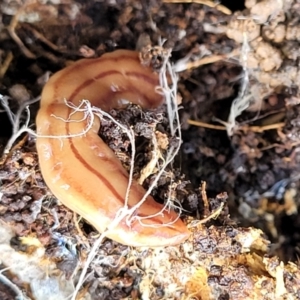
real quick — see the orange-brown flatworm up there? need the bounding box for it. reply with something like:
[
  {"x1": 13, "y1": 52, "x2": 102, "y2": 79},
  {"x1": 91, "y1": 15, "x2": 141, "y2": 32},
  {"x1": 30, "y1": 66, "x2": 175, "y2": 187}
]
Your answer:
[{"x1": 36, "y1": 50, "x2": 189, "y2": 246}]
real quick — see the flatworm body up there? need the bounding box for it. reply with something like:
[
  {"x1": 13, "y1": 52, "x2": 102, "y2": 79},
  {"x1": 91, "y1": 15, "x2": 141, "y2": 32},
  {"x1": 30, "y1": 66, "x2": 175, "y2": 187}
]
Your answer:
[{"x1": 36, "y1": 50, "x2": 189, "y2": 246}]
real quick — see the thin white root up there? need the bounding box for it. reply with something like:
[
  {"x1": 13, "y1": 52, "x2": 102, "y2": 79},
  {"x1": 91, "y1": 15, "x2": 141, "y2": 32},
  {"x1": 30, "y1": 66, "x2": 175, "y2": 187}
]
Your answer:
[{"x1": 0, "y1": 94, "x2": 40, "y2": 155}]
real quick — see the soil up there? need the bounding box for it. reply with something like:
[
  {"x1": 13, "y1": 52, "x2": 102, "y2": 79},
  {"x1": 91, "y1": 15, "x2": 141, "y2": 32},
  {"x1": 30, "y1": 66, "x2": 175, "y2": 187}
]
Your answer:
[{"x1": 1, "y1": 0, "x2": 300, "y2": 299}]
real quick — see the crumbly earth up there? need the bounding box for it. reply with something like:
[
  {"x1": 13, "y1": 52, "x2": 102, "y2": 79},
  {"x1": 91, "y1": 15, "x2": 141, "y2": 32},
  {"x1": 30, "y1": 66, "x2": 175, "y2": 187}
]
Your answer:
[{"x1": 1, "y1": 0, "x2": 300, "y2": 299}]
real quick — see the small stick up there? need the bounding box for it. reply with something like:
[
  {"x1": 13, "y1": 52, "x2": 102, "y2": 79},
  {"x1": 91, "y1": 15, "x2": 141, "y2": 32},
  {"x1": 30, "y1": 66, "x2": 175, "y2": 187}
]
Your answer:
[
  {"x1": 22, "y1": 24, "x2": 60, "y2": 52},
  {"x1": 188, "y1": 119, "x2": 226, "y2": 130},
  {"x1": 189, "y1": 202, "x2": 224, "y2": 227},
  {"x1": 162, "y1": 0, "x2": 232, "y2": 15},
  {"x1": 247, "y1": 122, "x2": 285, "y2": 133},
  {"x1": 188, "y1": 119, "x2": 285, "y2": 133},
  {"x1": 174, "y1": 49, "x2": 240, "y2": 73},
  {"x1": 0, "y1": 133, "x2": 28, "y2": 165},
  {"x1": 7, "y1": 4, "x2": 36, "y2": 59},
  {"x1": 200, "y1": 181, "x2": 209, "y2": 218},
  {"x1": 184, "y1": 50, "x2": 239, "y2": 70},
  {"x1": 188, "y1": 181, "x2": 224, "y2": 228},
  {"x1": 0, "y1": 52, "x2": 13, "y2": 79}
]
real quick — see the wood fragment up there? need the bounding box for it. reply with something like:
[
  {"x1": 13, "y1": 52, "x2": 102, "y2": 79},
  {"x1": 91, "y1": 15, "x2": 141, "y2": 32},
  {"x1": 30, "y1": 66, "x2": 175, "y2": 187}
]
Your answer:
[
  {"x1": 188, "y1": 119, "x2": 285, "y2": 133},
  {"x1": 162, "y1": 0, "x2": 232, "y2": 15},
  {"x1": 0, "y1": 52, "x2": 13, "y2": 79},
  {"x1": 7, "y1": 10, "x2": 36, "y2": 59}
]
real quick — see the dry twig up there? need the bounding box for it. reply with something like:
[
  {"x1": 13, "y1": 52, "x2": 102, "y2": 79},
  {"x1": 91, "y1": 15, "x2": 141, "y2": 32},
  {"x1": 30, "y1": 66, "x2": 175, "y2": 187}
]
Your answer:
[
  {"x1": 188, "y1": 119, "x2": 285, "y2": 133},
  {"x1": 174, "y1": 49, "x2": 240, "y2": 72},
  {"x1": 0, "y1": 52, "x2": 13, "y2": 79},
  {"x1": 7, "y1": 7, "x2": 36, "y2": 59},
  {"x1": 162, "y1": 0, "x2": 231, "y2": 15}
]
